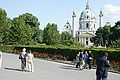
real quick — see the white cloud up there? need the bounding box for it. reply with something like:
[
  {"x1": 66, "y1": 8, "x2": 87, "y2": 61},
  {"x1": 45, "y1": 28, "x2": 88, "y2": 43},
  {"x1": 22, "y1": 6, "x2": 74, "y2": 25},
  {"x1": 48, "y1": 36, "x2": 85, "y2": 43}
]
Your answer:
[
  {"x1": 102, "y1": 4, "x2": 120, "y2": 26},
  {"x1": 103, "y1": 4, "x2": 120, "y2": 15}
]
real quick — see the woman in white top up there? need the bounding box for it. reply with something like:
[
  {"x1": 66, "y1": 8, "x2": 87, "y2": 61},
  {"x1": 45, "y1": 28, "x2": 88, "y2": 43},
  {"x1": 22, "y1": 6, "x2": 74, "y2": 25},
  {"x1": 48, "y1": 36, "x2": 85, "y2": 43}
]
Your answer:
[
  {"x1": 27, "y1": 50, "x2": 34, "y2": 72},
  {"x1": 0, "y1": 51, "x2": 2, "y2": 69}
]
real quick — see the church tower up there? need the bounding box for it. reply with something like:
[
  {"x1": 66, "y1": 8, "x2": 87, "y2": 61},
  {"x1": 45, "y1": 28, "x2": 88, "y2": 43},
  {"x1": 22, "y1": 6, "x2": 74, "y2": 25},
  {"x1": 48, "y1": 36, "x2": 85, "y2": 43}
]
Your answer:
[
  {"x1": 63, "y1": 21, "x2": 72, "y2": 34},
  {"x1": 72, "y1": 11, "x2": 76, "y2": 37},
  {"x1": 99, "y1": 10, "x2": 104, "y2": 27},
  {"x1": 76, "y1": 0, "x2": 96, "y2": 47}
]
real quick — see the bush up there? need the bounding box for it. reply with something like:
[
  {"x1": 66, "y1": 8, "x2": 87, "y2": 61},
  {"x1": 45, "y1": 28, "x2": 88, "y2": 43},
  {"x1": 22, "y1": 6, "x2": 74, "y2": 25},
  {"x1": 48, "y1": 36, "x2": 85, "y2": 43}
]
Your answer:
[
  {"x1": 0, "y1": 45, "x2": 15, "y2": 53},
  {"x1": 1, "y1": 45, "x2": 120, "y2": 71}
]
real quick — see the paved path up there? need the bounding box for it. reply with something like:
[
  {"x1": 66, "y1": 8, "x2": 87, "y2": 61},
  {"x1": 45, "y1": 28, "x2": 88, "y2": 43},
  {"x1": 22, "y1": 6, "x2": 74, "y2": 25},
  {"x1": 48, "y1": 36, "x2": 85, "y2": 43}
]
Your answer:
[{"x1": 0, "y1": 53, "x2": 120, "y2": 80}]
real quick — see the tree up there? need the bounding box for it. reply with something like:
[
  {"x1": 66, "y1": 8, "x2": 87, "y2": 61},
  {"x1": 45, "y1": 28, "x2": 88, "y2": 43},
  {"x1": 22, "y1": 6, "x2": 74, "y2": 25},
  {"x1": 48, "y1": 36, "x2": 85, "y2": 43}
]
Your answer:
[
  {"x1": 91, "y1": 27, "x2": 103, "y2": 46},
  {"x1": 34, "y1": 29, "x2": 43, "y2": 43},
  {"x1": 19, "y1": 13, "x2": 40, "y2": 30},
  {"x1": 2, "y1": 18, "x2": 12, "y2": 44},
  {"x1": 110, "y1": 21, "x2": 120, "y2": 41},
  {"x1": 43, "y1": 23, "x2": 60, "y2": 45},
  {"x1": 61, "y1": 31, "x2": 75, "y2": 46},
  {"x1": 18, "y1": 13, "x2": 41, "y2": 43},
  {"x1": 91, "y1": 25, "x2": 111, "y2": 47},
  {"x1": 0, "y1": 9, "x2": 10, "y2": 44},
  {"x1": 9, "y1": 17, "x2": 34, "y2": 45},
  {"x1": 101, "y1": 25, "x2": 111, "y2": 47},
  {"x1": 109, "y1": 20, "x2": 120, "y2": 47}
]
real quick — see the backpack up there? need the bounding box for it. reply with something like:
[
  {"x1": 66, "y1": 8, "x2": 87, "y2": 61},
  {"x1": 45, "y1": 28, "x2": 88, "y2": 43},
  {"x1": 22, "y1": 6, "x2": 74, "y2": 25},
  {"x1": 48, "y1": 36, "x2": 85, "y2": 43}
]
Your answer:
[{"x1": 19, "y1": 54, "x2": 25, "y2": 59}]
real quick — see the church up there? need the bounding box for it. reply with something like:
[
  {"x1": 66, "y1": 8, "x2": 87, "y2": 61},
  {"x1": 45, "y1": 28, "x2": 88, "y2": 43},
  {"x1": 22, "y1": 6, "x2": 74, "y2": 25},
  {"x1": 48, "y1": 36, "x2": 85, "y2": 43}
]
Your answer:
[{"x1": 64, "y1": 1, "x2": 103, "y2": 47}]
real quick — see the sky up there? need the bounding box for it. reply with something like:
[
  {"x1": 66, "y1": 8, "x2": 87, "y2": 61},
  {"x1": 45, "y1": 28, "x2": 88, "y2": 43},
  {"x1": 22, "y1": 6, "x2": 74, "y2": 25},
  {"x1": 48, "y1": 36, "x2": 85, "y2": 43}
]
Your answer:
[{"x1": 0, "y1": 0, "x2": 120, "y2": 32}]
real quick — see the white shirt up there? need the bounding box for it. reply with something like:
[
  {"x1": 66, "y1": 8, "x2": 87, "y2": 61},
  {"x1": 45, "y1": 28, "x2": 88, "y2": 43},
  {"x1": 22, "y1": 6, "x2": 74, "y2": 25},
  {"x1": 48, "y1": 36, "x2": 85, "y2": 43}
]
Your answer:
[
  {"x1": 27, "y1": 53, "x2": 34, "y2": 61},
  {"x1": 21, "y1": 51, "x2": 26, "y2": 59}
]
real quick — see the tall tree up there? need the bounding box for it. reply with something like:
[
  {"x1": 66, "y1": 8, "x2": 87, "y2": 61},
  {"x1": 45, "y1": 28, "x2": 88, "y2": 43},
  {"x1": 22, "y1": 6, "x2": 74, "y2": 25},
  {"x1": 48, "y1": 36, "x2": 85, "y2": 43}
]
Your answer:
[
  {"x1": 0, "y1": 9, "x2": 10, "y2": 44},
  {"x1": 43, "y1": 23, "x2": 60, "y2": 45},
  {"x1": 9, "y1": 17, "x2": 34, "y2": 45},
  {"x1": 101, "y1": 25, "x2": 111, "y2": 47},
  {"x1": 91, "y1": 25, "x2": 111, "y2": 47},
  {"x1": 61, "y1": 31, "x2": 75, "y2": 46},
  {"x1": 34, "y1": 29, "x2": 43, "y2": 43},
  {"x1": 110, "y1": 21, "x2": 120, "y2": 41},
  {"x1": 2, "y1": 18, "x2": 12, "y2": 44},
  {"x1": 19, "y1": 13, "x2": 41, "y2": 43},
  {"x1": 109, "y1": 21, "x2": 120, "y2": 47},
  {"x1": 91, "y1": 27, "x2": 103, "y2": 46}
]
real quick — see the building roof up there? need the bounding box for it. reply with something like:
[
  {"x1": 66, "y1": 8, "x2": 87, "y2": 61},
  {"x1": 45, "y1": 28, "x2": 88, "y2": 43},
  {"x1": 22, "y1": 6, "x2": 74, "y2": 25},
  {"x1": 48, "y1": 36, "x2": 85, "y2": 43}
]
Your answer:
[
  {"x1": 79, "y1": 2, "x2": 96, "y2": 20},
  {"x1": 78, "y1": 32, "x2": 95, "y2": 38}
]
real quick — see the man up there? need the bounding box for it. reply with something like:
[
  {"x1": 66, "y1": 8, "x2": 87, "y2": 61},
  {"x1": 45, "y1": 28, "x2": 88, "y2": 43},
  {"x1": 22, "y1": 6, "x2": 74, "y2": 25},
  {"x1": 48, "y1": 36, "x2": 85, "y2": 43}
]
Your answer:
[
  {"x1": 79, "y1": 51, "x2": 85, "y2": 70},
  {"x1": 19, "y1": 48, "x2": 27, "y2": 71},
  {"x1": 87, "y1": 51, "x2": 93, "y2": 69},
  {"x1": 83, "y1": 51, "x2": 88, "y2": 69},
  {"x1": 96, "y1": 52, "x2": 110, "y2": 80},
  {"x1": 26, "y1": 50, "x2": 34, "y2": 72},
  {"x1": 0, "y1": 51, "x2": 2, "y2": 69},
  {"x1": 76, "y1": 52, "x2": 80, "y2": 68}
]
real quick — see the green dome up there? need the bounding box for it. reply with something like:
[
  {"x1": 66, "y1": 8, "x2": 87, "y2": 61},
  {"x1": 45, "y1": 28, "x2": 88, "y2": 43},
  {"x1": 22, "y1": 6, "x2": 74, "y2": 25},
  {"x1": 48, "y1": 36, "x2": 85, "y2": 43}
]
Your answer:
[{"x1": 80, "y1": 2, "x2": 96, "y2": 20}]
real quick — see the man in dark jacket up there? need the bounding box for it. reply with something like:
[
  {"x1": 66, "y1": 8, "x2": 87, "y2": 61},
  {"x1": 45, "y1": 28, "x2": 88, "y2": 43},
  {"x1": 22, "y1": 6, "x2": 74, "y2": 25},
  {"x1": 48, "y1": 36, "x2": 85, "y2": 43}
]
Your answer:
[
  {"x1": 87, "y1": 51, "x2": 93, "y2": 69},
  {"x1": 96, "y1": 52, "x2": 110, "y2": 80}
]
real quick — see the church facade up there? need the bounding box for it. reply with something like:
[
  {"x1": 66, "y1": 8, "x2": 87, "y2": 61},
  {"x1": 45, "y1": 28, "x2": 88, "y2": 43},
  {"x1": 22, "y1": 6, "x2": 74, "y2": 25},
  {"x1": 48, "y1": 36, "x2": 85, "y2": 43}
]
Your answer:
[
  {"x1": 76, "y1": 2, "x2": 96, "y2": 47},
  {"x1": 64, "y1": 1, "x2": 97, "y2": 47}
]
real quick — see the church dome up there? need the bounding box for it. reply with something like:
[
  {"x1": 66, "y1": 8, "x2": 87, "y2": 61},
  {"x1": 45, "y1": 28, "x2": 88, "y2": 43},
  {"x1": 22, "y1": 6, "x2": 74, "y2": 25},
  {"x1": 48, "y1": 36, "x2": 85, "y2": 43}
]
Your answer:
[{"x1": 79, "y1": 2, "x2": 96, "y2": 20}]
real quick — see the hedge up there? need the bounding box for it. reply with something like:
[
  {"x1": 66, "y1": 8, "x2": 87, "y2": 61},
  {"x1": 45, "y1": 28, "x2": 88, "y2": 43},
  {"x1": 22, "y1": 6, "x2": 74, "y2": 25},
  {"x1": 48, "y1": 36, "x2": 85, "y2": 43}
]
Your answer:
[{"x1": 0, "y1": 45, "x2": 120, "y2": 71}]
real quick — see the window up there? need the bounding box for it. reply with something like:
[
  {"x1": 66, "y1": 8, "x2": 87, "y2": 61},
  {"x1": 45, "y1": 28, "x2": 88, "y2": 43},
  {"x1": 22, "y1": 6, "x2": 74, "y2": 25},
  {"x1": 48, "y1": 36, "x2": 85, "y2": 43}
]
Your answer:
[
  {"x1": 87, "y1": 16, "x2": 89, "y2": 19},
  {"x1": 94, "y1": 24, "x2": 95, "y2": 28},
  {"x1": 79, "y1": 24, "x2": 82, "y2": 29},
  {"x1": 86, "y1": 23, "x2": 89, "y2": 28},
  {"x1": 86, "y1": 38, "x2": 88, "y2": 45},
  {"x1": 66, "y1": 26, "x2": 68, "y2": 28},
  {"x1": 78, "y1": 38, "x2": 79, "y2": 42}
]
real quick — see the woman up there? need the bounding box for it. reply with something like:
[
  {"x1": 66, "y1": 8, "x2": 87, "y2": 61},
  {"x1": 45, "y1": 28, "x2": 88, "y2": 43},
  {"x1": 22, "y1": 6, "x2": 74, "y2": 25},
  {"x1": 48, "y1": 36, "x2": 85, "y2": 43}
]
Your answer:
[{"x1": 26, "y1": 50, "x2": 34, "y2": 72}]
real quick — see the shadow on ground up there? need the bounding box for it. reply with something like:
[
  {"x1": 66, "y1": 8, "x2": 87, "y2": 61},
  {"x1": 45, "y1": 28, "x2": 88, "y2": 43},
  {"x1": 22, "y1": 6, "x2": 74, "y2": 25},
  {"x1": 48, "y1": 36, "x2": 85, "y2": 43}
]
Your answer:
[
  {"x1": 59, "y1": 65, "x2": 80, "y2": 71},
  {"x1": 4, "y1": 67, "x2": 22, "y2": 72}
]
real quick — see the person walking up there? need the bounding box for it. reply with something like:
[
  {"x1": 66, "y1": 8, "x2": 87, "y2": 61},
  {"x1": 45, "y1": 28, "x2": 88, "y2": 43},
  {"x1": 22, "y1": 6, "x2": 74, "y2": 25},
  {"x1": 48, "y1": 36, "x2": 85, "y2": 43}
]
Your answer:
[
  {"x1": 26, "y1": 50, "x2": 34, "y2": 72},
  {"x1": 19, "y1": 48, "x2": 27, "y2": 71},
  {"x1": 87, "y1": 51, "x2": 93, "y2": 69},
  {"x1": 0, "y1": 51, "x2": 2, "y2": 69},
  {"x1": 96, "y1": 52, "x2": 110, "y2": 80},
  {"x1": 83, "y1": 51, "x2": 88, "y2": 69},
  {"x1": 79, "y1": 51, "x2": 85, "y2": 70},
  {"x1": 76, "y1": 52, "x2": 80, "y2": 68}
]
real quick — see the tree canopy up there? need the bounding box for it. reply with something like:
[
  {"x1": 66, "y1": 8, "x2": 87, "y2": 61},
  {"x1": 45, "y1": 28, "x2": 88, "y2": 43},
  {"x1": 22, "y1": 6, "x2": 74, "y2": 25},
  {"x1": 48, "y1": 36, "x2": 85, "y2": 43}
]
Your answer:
[
  {"x1": 0, "y1": 9, "x2": 10, "y2": 44},
  {"x1": 43, "y1": 23, "x2": 60, "y2": 45},
  {"x1": 61, "y1": 31, "x2": 76, "y2": 46}
]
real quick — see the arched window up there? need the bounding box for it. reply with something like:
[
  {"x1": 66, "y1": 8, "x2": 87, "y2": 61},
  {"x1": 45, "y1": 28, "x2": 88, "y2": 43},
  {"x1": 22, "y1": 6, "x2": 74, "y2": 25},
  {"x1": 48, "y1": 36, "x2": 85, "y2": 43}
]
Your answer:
[
  {"x1": 78, "y1": 38, "x2": 79, "y2": 42},
  {"x1": 94, "y1": 24, "x2": 95, "y2": 28},
  {"x1": 86, "y1": 23, "x2": 89, "y2": 28},
  {"x1": 79, "y1": 24, "x2": 82, "y2": 29},
  {"x1": 66, "y1": 26, "x2": 68, "y2": 28},
  {"x1": 87, "y1": 16, "x2": 89, "y2": 19},
  {"x1": 86, "y1": 37, "x2": 88, "y2": 45}
]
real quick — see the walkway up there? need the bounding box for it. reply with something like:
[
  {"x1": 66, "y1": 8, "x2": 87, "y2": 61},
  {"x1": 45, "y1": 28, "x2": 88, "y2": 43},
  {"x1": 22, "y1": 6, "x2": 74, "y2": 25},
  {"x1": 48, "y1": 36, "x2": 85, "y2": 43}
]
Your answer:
[{"x1": 0, "y1": 53, "x2": 120, "y2": 80}]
